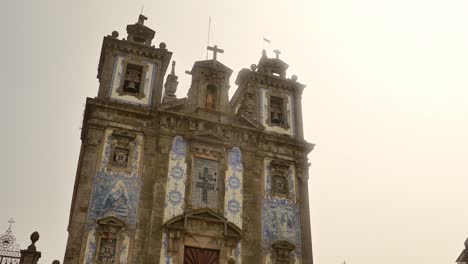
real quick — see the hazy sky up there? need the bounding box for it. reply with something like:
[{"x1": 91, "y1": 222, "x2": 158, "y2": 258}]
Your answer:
[{"x1": 1, "y1": 0, "x2": 468, "y2": 263}]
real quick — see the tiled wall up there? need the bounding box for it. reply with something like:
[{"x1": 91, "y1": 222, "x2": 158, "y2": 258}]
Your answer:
[
  {"x1": 160, "y1": 136, "x2": 188, "y2": 264},
  {"x1": 224, "y1": 147, "x2": 243, "y2": 229},
  {"x1": 162, "y1": 136, "x2": 188, "y2": 222},
  {"x1": 83, "y1": 129, "x2": 143, "y2": 264},
  {"x1": 262, "y1": 158, "x2": 301, "y2": 263}
]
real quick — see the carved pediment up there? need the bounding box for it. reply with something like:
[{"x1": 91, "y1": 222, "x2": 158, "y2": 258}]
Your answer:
[
  {"x1": 272, "y1": 240, "x2": 296, "y2": 251},
  {"x1": 272, "y1": 240, "x2": 296, "y2": 264},
  {"x1": 97, "y1": 216, "x2": 125, "y2": 234},
  {"x1": 112, "y1": 130, "x2": 136, "y2": 140},
  {"x1": 97, "y1": 216, "x2": 125, "y2": 227},
  {"x1": 163, "y1": 209, "x2": 242, "y2": 239}
]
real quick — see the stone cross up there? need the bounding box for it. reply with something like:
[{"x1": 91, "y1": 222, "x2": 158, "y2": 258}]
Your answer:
[
  {"x1": 207, "y1": 45, "x2": 224, "y2": 61},
  {"x1": 273, "y1": 49, "x2": 281, "y2": 59},
  {"x1": 196, "y1": 168, "x2": 215, "y2": 202}
]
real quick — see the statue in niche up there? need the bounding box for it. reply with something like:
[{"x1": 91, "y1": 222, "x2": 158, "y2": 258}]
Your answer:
[{"x1": 205, "y1": 85, "x2": 217, "y2": 110}]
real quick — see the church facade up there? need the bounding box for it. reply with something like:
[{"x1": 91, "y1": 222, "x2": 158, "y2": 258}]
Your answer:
[{"x1": 64, "y1": 15, "x2": 315, "y2": 264}]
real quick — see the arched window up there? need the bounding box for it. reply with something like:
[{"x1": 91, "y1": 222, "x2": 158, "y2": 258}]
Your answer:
[{"x1": 205, "y1": 85, "x2": 217, "y2": 110}]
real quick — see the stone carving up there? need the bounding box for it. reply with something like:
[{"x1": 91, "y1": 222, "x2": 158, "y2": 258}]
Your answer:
[
  {"x1": 272, "y1": 240, "x2": 295, "y2": 264},
  {"x1": 161, "y1": 209, "x2": 242, "y2": 264},
  {"x1": 19, "y1": 232, "x2": 41, "y2": 264}
]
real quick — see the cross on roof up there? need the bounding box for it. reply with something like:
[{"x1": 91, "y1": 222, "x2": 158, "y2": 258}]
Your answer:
[
  {"x1": 8, "y1": 218, "x2": 15, "y2": 229},
  {"x1": 273, "y1": 49, "x2": 281, "y2": 59},
  {"x1": 207, "y1": 45, "x2": 224, "y2": 61}
]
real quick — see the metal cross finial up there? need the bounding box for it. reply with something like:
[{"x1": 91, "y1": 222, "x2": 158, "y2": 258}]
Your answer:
[
  {"x1": 207, "y1": 45, "x2": 224, "y2": 61},
  {"x1": 8, "y1": 218, "x2": 15, "y2": 229},
  {"x1": 273, "y1": 49, "x2": 281, "y2": 59}
]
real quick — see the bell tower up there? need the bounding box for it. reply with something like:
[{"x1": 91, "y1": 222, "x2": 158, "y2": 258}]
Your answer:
[
  {"x1": 184, "y1": 45, "x2": 233, "y2": 115},
  {"x1": 96, "y1": 15, "x2": 172, "y2": 107}
]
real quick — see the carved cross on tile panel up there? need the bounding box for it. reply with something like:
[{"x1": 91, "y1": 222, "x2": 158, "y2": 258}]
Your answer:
[{"x1": 196, "y1": 167, "x2": 216, "y2": 202}]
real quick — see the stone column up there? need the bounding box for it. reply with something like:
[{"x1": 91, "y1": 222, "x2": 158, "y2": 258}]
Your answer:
[
  {"x1": 19, "y1": 232, "x2": 41, "y2": 264},
  {"x1": 299, "y1": 163, "x2": 314, "y2": 264}
]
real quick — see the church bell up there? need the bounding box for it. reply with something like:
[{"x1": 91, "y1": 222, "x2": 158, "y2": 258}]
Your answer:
[
  {"x1": 125, "y1": 81, "x2": 138, "y2": 93},
  {"x1": 271, "y1": 112, "x2": 281, "y2": 123}
]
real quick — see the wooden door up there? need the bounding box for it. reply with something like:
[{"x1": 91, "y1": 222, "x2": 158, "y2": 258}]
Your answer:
[{"x1": 184, "y1": 246, "x2": 219, "y2": 264}]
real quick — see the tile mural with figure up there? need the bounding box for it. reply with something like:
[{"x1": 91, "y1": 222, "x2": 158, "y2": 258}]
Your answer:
[
  {"x1": 83, "y1": 128, "x2": 143, "y2": 263},
  {"x1": 263, "y1": 157, "x2": 302, "y2": 263}
]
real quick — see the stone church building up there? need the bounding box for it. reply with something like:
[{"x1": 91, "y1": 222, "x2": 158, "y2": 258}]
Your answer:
[{"x1": 64, "y1": 15, "x2": 315, "y2": 264}]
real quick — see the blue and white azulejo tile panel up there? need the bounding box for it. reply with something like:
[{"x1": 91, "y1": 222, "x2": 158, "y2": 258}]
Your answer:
[
  {"x1": 262, "y1": 157, "x2": 302, "y2": 261},
  {"x1": 224, "y1": 147, "x2": 243, "y2": 228},
  {"x1": 84, "y1": 129, "x2": 143, "y2": 263},
  {"x1": 264, "y1": 158, "x2": 297, "y2": 203},
  {"x1": 87, "y1": 129, "x2": 143, "y2": 226},
  {"x1": 159, "y1": 231, "x2": 174, "y2": 264},
  {"x1": 163, "y1": 136, "x2": 188, "y2": 223}
]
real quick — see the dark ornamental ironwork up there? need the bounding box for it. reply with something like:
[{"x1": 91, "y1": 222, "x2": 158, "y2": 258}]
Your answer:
[{"x1": 0, "y1": 219, "x2": 20, "y2": 264}]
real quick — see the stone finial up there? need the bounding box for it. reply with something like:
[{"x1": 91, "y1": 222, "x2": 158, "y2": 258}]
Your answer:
[
  {"x1": 126, "y1": 15, "x2": 155, "y2": 45},
  {"x1": 226, "y1": 256, "x2": 236, "y2": 264},
  {"x1": 257, "y1": 49, "x2": 289, "y2": 78},
  {"x1": 28, "y1": 231, "x2": 39, "y2": 250},
  {"x1": 137, "y1": 14, "x2": 147, "y2": 25},
  {"x1": 163, "y1": 61, "x2": 179, "y2": 103},
  {"x1": 171, "y1": 61, "x2": 176, "y2": 75},
  {"x1": 19, "y1": 231, "x2": 41, "y2": 264},
  {"x1": 111, "y1": 31, "x2": 119, "y2": 38},
  {"x1": 52, "y1": 260, "x2": 60, "y2": 264},
  {"x1": 291, "y1": 74, "x2": 298, "y2": 81}
]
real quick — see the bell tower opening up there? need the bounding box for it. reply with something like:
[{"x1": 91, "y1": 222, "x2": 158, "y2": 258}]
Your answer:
[
  {"x1": 205, "y1": 85, "x2": 217, "y2": 110},
  {"x1": 270, "y1": 96, "x2": 284, "y2": 125},
  {"x1": 123, "y1": 63, "x2": 143, "y2": 94}
]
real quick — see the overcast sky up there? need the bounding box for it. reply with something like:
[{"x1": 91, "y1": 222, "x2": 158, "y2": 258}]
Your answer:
[{"x1": 1, "y1": 0, "x2": 468, "y2": 263}]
